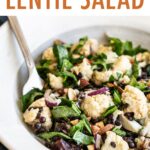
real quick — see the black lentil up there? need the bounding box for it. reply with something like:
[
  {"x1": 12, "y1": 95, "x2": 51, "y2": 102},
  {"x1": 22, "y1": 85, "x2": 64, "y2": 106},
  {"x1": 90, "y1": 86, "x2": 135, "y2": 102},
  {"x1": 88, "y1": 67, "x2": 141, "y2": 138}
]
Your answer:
[{"x1": 110, "y1": 142, "x2": 116, "y2": 148}]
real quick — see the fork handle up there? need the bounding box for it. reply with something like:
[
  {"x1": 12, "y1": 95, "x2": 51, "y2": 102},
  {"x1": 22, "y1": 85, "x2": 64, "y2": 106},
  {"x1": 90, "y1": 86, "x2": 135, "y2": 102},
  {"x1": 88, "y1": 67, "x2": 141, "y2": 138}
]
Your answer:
[{"x1": 8, "y1": 16, "x2": 35, "y2": 73}]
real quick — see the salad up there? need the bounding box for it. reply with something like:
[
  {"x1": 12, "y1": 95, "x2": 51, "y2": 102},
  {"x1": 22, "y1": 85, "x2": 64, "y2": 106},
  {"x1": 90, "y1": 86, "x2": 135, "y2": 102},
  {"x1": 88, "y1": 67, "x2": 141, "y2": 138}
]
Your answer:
[{"x1": 22, "y1": 36, "x2": 150, "y2": 150}]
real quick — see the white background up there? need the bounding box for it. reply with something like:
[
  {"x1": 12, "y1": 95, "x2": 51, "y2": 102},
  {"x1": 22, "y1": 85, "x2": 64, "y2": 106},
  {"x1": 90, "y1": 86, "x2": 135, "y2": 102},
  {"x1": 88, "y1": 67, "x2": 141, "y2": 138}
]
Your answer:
[{"x1": 0, "y1": 0, "x2": 150, "y2": 16}]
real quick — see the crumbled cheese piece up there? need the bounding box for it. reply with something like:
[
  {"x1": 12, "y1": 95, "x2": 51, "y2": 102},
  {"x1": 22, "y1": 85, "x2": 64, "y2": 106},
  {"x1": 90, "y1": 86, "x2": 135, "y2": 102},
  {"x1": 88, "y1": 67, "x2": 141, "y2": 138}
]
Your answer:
[
  {"x1": 81, "y1": 94, "x2": 113, "y2": 118},
  {"x1": 122, "y1": 85, "x2": 148, "y2": 119},
  {"x1": 101, "y1": 131, "x2": 129, "y2": 150},
  {"x1": 48, "y1": 73, "x2": 63, "y2": 90}
]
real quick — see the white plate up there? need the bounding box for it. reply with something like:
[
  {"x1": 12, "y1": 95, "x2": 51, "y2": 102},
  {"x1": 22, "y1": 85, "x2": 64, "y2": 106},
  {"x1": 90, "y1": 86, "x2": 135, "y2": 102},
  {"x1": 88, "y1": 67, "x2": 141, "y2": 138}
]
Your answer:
[{"x1": 0, "y1": 23, "x2": 150, "y2": 150}]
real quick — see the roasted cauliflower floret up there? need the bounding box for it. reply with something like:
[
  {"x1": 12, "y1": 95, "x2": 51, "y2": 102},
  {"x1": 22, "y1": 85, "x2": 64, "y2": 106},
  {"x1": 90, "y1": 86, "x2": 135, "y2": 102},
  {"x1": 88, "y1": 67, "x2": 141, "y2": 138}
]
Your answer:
[
  {"x1": 42, "y1": 47, "x2": 56, "y2": 62},
  {"x1": 48, "y1": 73, "x2": 63, "y2": 90},
  {"x1": 71, "y1": 39, "x2": 99, "y2": 56},
  {"x1": 81, "y1": 94, "x2": 114, "y2": 118},
  {"x1": 136, "y1": 52, "x2": 150, "y2": 67},
  {"x1": 122, "y1": 85, "x2": 148, "y2": 119},
  {"x1": 136, "y1": 136, "x2": 150, "y2": 150},
  {"x1": 140, "y1": 119, "x2": 150, "y2": 138},
  {"x1": 71, "y1": 58, "x2": 93, "y2": 81},
  {"x1": 92, "y1": 70, "x2": 112, "y2": 85},
  {"x1": 23, "y1": 98, "x2": 52, "y2": 131},
  {"x1": 96, "y1": 45, "x2": 118, "y2": 64},
  {"x1": 113, "y1": 56, "x2": 132, "y2": 73},
  {"x1": 101, "y1": 131, "x2": 129, "y2": 150}
]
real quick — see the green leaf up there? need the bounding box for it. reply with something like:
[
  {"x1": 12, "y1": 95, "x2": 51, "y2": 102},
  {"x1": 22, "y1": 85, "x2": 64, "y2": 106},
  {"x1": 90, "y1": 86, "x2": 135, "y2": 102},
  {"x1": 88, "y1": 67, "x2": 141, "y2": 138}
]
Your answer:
[
  {"x1": 61, "y1": 98, "x2": 81, "y2": 114},
  {"x1": 112, "y1": 128, "x2": 126, "y2": 136},
  {"x1": 132, "y1": 59, "x2": 140, "y2": 79},
  {"x1": 113, "y1": 90, "x2": 121, "y2": 105},
  {"x1": 102, "y1": 106, "x2": 117, "y2": 118},
  {"x1": 36, "y1": 59, "x2": 51, "y2": 80},
  {"x1": 53, "y1": 44, "x2": 69, "y2": 68},
  {"x1": 71, "y1": 55, "x2": 85, "y2": 65},
  {"x1": 71, "y1": 102, "x2": 81, "y2": 115},
  {"x1": 57, "y1": 71, "x2": 77, "y2": 87},
  {"x1": 109, "y1": 37, "x2": 123, "y2": 55},
  {"x1": 70, "y1": 120, "x2": 85, "y2": 137},
  {"x1": 69, "y1": 115, "x2": 92, "y2": 137},
  {"x1": 81, "y1": 114, "x2": 92, "y2": 134},
  {"x1": 109, "y1": 37, "x2": 147, "y2": 56},
  {"x1": 73, "y1": 36, "x2": 88, "y2": 54},
  {"x1": 109, "y1": 75, "x2": 115, "y2": 82},
  {"x1": 21, "y1": 88, "x2": 43, "y2": 112},
  {"x1": 52, "y1": 106, "x2": 80, "y2": 119},
  {"x1": 73, "y1": 130, "x2": 94, "y2": 145},
  {"x1": 38, "y1": 132, "x2": 71, "y2": 140},
  {"x1": 130, "y1": 76, "x2": 147, "y2": 90},
  {"x1": 61, "y1": 59, "x2": 73, "y2": 71}
]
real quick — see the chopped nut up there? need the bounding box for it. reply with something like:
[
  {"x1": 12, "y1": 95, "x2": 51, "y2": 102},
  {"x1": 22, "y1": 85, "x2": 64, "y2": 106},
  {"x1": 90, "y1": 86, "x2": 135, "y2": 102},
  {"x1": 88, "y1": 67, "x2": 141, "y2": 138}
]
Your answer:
[
  {"x1": 54, "y1": 39, "x2": 65, "y2": 45},
  {"x1": 147, "y1": 94, "x2": 150, "y2": 101},
  {"x1": 87, "y1": 144, "x2": 95, "y2": 150},
  {"x1": 107, "y1": 83, "x2": 115, "y2": 88},
  {"x1": 70, "y1": 119, "x2": 79, "y2": 125},
  {"x1": 87, "y1": 117, "x2": 91, "y2": 121},
  {"x1": 99, "y1": 124, "x2": 114, "y2": 134},
  {"x1": 80, "y1": 79, "x2": 90, "y2": 88},
  {"x1": 91, "y1": 125, "x2": 101, "y2": 135},
  {"x1": 64, "y1": 88, "x2": 68, "y2": 94},
  {"x1": 95, "y1": 121, "x2": 104, "y2": 129}
]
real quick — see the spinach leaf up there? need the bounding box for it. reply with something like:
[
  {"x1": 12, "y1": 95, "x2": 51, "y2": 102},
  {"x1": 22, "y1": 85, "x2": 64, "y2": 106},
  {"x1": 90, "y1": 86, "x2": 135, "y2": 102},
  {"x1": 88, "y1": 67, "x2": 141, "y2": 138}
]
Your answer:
[
  {"x1": 102, "y1": 106, "x2": 117, "y2": 118},
  {"x1": 70, "y1": 115, "x2": 92, "y2": 137},
  {"x1": 21, "y1": 88, "x2": 43, "y2": 112},
  {"x1": 109, "y1": 75, "x2": 116, "y2": 82},
  {"x1": 109, "y1": 37, "x2": 146, "y2": 56},
  {"x1": 71, "y1": 55, "x2": 85, "y2": 65},
  {"x1": 73, "y1": 36, "x2": 88, "y2": 54},
  {"x1": 38, "y1": 132, "x2": 71, "y2": 140},
  {"x1": 53, "y1": 44, "x2": 69, "y2": 68},
  {"x1": 109, "y1": 37, "x2": 123, "y2": 55},
  {"x1": 132, "y1": 59, "x2": 140, "y2": 79},
  {"x1": 91, "y1": 53, "x2": 108, "y2": 71},
  {"x1": 57, "y1": 71, "x2": 77, "y2": 87},
  {"x1": 70, "y1": 120, "x2": 85, "y2": 137},
  {"x1": 81, "y1": 114, "x2": 92, "y2": 134},
  {"x1": 73, "y1": 130, "x2": 94, "y2": 145},
  {"x1": 130, "y1": 76, "x2": 147, "y2": 90},
  {"x1": 61, "y1": 59, "x2": 73, "y2": 71},
  {"x1": 113, "y1": 90, "x2": 121, "y2": 105},
  {"x1": 60, "y1": 98, "x2": 81, "y2": 115},
  {"x1": 112, "y1": 128, "x2": 126, "y2": 136},
  {"x1": 36, "y1": 59, "x2": 51, "y2": 80},
  {"x1": 52, "y1": 106, "x2": 80, "y2": 119}
]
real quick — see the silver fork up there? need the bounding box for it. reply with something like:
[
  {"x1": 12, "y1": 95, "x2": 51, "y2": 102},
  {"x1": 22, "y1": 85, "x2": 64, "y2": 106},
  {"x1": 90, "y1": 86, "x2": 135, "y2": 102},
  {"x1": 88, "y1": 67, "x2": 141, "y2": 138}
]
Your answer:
[{"x1": 8, "y1": 16, "x2": 43, "y2": 95}]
